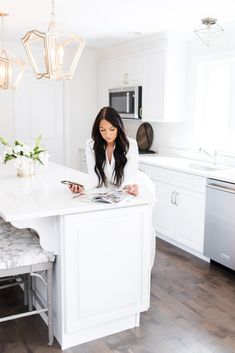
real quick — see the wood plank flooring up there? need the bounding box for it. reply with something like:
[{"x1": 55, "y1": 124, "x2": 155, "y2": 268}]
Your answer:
[{"x1": 0, "y1": 239, "x2": 235, "y2": 353}]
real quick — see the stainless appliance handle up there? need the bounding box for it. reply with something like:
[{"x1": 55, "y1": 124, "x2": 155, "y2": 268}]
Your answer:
[
  {"x1": 207, "y1": 184, "x2": 235, "y2": 194},
  {"x1": 126, "y1": 92, "x2": 130, "y2": 113}
]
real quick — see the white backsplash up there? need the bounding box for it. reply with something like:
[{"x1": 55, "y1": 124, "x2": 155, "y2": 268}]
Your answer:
[{"x1": 124, "y1": 119, "x2": 235, "y2": 168}]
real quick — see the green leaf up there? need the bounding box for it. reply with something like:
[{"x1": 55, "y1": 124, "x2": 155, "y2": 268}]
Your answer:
[
  {"x1": 35, "y1": 135, "x2": 42, "y2": 147},
  {"x1": 35, "y1": 156, "x2": 44, "y2": 165},
  {"x1": 15, "y1": 140, "x2": 24, "y2": 147},
  {"x1": 0, "y1": 136, "x2": 9, "y2": 146},
  {"x1": 34, "y1": 145, "x2": 40, "y2": 153},
  {"x1": 4, "y1": 155, "x2": 16, "y2": 163},
  {"x1": 33, "y1": 149, "x2": 46, "y2": 155}
]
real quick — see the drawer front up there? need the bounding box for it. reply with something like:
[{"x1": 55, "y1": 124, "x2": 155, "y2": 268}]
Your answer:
[{"x1": 139, "y1": 163, "x2": 206, "y2": 193}]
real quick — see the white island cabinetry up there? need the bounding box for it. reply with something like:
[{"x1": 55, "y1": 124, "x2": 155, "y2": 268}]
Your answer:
[
  {"x1": 0, "y1": 162, "x2": 152, "y2": 350},
  {"x1": 62, "y1": 206, "x2": 150, "y2": 348},
  {"x1": 139, "y1": 162, "x2": 206, "y2": 255}
]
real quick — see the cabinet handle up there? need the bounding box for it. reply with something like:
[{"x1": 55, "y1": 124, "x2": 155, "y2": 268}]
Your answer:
[
  {"x1": 174, "y1": 192, "x2": 179, "y2": 206},
  {"x1": 171, "y1": 191, "x2": 175, "y2": 204},
  {"x1": 126, "y1": 92, "x2": 130, "y2": 113}
]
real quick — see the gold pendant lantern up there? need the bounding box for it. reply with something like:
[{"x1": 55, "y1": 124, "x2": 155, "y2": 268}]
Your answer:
[
  {"x1": 0, "y1": 12, "x2": 26, "y2": 90},
  {"x1": 21, "y1": 0, "x2": 86, "y2": 80}
]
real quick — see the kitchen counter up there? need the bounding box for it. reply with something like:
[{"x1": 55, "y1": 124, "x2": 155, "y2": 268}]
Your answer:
[
  {"x1": 0, "y1": 162, "x2": 152, "y2": 222},
  {"x1": 0, "y1": 162, "x2": 152, "y2": 349},
  {"x1": 139, "y1": 155, "x2": 235, "y2": 183}
]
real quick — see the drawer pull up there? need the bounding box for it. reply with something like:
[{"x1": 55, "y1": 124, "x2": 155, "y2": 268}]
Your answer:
[{"x1": 171, "y1": 191, "x2": 175, "y2": 204}]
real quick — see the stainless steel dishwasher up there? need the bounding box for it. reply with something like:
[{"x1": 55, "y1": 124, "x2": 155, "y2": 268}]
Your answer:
[{"x1": 204, "y1": 178, "x2": 235, "y2": 270}]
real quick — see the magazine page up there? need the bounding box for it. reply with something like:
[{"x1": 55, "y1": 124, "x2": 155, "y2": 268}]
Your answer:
[{"x1": 72, "y1": 188, "x2": 134, "y2": 204}]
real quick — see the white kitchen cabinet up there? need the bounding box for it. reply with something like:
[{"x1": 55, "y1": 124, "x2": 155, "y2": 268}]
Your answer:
[
  {"x1": 142, "y1": 37, "x2": 187, "y2": 122},
  {"x1": 61, "y1": 205, "x2": 151, "y2": 348},
  {"x1": 98, "y1": 53, "x2": 142, "y2": 108},
  {"x1": 142, "y1": 48, "x2": 165, "y2": 122},
  {"x1": 139, "y1": 162, "x2": 206, "y2": 254}
]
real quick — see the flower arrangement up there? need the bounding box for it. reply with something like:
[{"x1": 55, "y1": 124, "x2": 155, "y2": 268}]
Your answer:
[{"x1": 0, "y1": 135, "x2": 49, "y2": 175}]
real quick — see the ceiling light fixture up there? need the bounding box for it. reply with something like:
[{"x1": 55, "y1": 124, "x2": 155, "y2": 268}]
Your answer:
[
  {"x1": 0, "y1": 12, "x2": 26, "y2": 90},
  {"x1": 21, "y1": 0, "x2": 86, "y2": 80},
  {"x1": 194, "y1": 18, "x2": 224, "y2": 47}
]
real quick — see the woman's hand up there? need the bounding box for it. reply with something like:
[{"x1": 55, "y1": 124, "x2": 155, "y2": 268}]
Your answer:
[
  {"x1": 123, "y1": 184, "x2": 139, "y2": 196},
  {"x1": 69, "y1": 184, "x2": 84, "y2": 194}
]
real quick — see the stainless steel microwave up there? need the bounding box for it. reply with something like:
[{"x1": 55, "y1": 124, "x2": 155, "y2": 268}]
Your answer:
[{"x1": 109, "y1": 86, "x2": 142, "y2": 119}]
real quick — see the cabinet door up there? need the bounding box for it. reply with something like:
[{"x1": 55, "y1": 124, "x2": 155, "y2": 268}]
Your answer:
[
  {"x1": 177, "y1": 188, "x2": 205, "y2": 252},
  {"x1": 152, "y1": 180, "x2": 179, "y2": 239},
  {"x1": 98, "y1": 61, "x2": 113, "y2": 108},
  {"x1": 98, "y1": 54, "x2": 142, "y2": 109},
  {"x1": 62, "y1": 206, "x2": 151, "y2": 334},
  {"x1": 142, "y1": 49, "x2": 165, "y2": 122}
]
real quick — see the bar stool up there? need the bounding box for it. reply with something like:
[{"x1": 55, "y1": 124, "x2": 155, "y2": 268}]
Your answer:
[{"x1": 0, "y1": 218, "x2": 55, "y2": 345}]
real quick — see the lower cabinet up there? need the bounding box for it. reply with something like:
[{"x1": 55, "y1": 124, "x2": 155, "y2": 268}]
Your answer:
[
  {"x1": 140, "y1": 163, "x2": 207, "y2": 254},
  {"x1": 60, "y1": 205, "x2": 151, "y2": 349}
]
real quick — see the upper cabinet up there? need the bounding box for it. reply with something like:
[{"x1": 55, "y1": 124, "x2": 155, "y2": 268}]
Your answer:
[
  {"x1": 142, "y1": 48, "x2": 165, "y2": 122},
  {"x1": 97, "y1": 33, "x2": 188, "y2": 122},
  {"x1": 142, "y1": 38, "x2": 188, "y2": 122},
  {"x1": 98, "y1": 53, "x2": 142, "y2": 108}
]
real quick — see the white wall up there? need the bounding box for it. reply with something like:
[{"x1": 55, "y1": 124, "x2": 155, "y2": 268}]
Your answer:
[
  {"x1": 0, "y1": 42, "x2": 98, "y2": 169},
  {"x1": 65, "y1": 48, "x2": 98, "y2": 169},
  {"x1": 0, "y1": 41, "x2": 24, "y2": 154}
]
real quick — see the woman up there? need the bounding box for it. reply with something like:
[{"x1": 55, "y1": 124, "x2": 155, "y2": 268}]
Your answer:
[
  {"x1": 70, "y1": 106, "x2": 156, "y2": 267},
  {"x1": 70, "y1": 106, "x2": 139, "y2": 195}
]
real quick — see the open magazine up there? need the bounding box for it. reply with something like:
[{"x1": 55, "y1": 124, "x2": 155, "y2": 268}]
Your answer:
[{"x1": 72, "y1": 189, "x2": 134, "y2": 204}]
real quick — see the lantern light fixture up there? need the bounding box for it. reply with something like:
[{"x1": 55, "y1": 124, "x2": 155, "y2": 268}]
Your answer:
[
  {"x1": 0, "y1": 12, "x2": 26, "y2": 90},
  {"x1": 21, "y1": 0, "x2": 86, "y2": 80},
  {"x1": 194, "y1": 17, "x2": 224, "y2": 47}
]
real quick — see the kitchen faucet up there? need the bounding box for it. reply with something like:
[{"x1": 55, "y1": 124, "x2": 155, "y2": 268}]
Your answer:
[{"x1": 199, "y1": 148, "x2": 217, "y2": 164}]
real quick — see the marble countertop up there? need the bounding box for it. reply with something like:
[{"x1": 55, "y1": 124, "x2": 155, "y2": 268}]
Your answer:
[
  {"x1": 0, "y1": 162, "x2": 152, "y2": 222},
  {"x1": 139, "y1": 155, "x2": 235, "y2": 184}
]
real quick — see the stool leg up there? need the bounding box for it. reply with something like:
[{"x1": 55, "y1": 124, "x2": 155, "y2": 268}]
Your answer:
[
  {"x1": 24, "y1": 275, "x2": 28, "y2": 306},
  {"x1": 47, "y1": 266, "x2": 54, "y2": 345},
  {"x1": 28, "y1": 274, "x2": 33, "y2": 311}
]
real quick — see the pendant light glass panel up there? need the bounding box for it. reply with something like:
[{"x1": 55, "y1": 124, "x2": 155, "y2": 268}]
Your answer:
[
  {"x1": 21, "y1": 2, "x2": 86, "y2": 81},
  {"x1": 0, "y1": 13, "x2": 25, "y2": 90},
  {"x1": 21, "y1": 30, "x2": 50, "y2": 79},
  {"x1": 194, "y1": 18, "x2": 224, "y2": 47}
]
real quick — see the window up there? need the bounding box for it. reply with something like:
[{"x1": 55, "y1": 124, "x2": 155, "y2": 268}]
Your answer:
[{"x1": 193, "y1": 56, "x2": 235, "y2": 155}]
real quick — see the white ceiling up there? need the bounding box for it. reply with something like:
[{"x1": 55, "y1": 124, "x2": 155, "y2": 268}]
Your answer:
[{"x1": 1, "y1": 0, "x2": 235, "y2": 47}]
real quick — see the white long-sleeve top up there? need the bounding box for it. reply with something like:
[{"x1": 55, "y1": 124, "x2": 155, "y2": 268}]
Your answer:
[{"x1": 85, "y1": 137, "x2": 139, "y2": 189}]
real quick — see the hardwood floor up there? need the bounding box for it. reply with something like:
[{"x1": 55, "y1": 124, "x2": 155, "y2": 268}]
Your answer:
[{"x1": 0, "y1": 239, "x2": 235, "y2": 353}]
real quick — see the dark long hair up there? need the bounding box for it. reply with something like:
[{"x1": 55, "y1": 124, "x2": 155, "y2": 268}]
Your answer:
[{"x1": 91, "y1": 107, "x2": 129, "y2": 187}]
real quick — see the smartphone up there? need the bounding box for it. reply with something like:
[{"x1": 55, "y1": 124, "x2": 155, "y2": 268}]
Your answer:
[{"x1": 61, "y1": 180, "x2": 84, "y2": 188}]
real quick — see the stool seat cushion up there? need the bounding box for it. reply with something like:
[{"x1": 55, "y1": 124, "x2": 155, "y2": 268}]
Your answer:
[{"x1": 0, "y1": 219, "x2": 55, "y2": 270}]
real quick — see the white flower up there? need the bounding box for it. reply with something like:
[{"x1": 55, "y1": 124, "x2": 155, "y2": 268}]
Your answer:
[
  {"x1": 0, "y1": 135, "x2": 49, "y2": 167},
  {"x1": 5, "y1": 146, "x2": 13, "y2": 155},
  {"x1": 1, "y1": 154, "x2": 5, "y2": 163},
  {"x1": 22, "y1": 144, "x2": 33, "y2": 157},
  {"x1": 13, "y1": 145, "x2": 24, "y2": 154}
]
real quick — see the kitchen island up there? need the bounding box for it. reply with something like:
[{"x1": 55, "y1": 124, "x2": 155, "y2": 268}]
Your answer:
[{"x1": 0, "y1": 162, "x2": 153, "y2": 349}]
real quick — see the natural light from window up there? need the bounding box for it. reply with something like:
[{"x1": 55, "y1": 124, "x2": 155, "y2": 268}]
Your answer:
[{"x1": 193, "y1": 57, "x2": 235, "y2": 156}]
